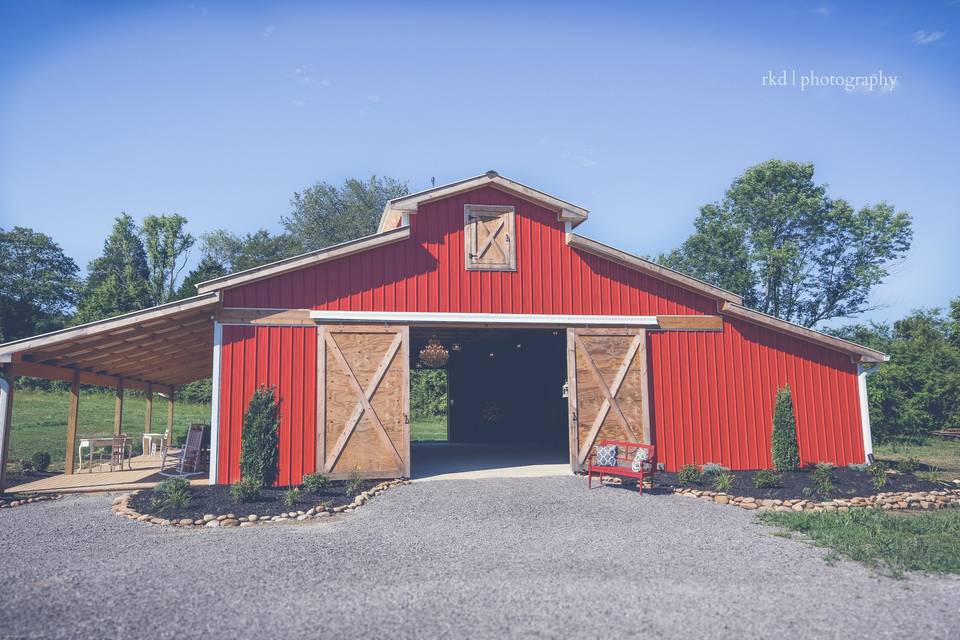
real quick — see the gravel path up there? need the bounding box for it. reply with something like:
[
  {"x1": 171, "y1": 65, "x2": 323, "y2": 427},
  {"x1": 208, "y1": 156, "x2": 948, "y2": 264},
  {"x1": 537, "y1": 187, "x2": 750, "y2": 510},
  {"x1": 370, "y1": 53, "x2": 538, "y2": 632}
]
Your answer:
[{"x1": 1, "y1": 477, "x2": 958, "y2": 639}]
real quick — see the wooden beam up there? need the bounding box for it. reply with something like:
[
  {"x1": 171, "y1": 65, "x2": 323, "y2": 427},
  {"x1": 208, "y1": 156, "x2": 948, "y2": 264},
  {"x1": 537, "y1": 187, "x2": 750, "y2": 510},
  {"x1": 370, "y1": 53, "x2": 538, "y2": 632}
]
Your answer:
[
  {"x1": 165, "y1": 386, "x2": 174, "y2": 447},
  {"x1": 144, "y1": 382, "x2": 153, "y2": 435},
  {"x1": 14, "y1": 360, "x2": 155, "y2": 392},
  {"x1": 217, "y1": 308, "x2": 315, "y2": 326},
  {"x1": 64, "y1": 370, "x2": 80, "y2": 475},
  {"x1": 0, "y1": 365, "x2": 14, "y2": 491},
  {"x1": 113, "y1": 377, "x2": 124, "y2": 436},
  {"x1": 655, "y1": 315, "x2": 723, "y2": 332}
]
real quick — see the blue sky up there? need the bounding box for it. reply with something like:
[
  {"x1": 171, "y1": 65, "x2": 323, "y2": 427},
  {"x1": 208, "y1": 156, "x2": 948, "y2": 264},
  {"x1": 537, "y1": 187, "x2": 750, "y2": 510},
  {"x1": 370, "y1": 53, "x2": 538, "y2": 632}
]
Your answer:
[{"x1": 1, "y1": 0, "x2": 957, "y2": 326}]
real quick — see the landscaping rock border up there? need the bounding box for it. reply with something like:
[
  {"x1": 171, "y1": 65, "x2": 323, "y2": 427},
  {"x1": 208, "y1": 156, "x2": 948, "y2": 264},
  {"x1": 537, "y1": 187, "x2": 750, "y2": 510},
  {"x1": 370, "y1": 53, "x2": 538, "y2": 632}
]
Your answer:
[
  {"x1": 0, "y1": 494, "x2": 62, "y2": 509},
  {"x1": 111, "y1": 479, "x2": 410, "y2": 528},
  {"x1": 673, "y1": 486, "x2": 960, "y2": 512}
]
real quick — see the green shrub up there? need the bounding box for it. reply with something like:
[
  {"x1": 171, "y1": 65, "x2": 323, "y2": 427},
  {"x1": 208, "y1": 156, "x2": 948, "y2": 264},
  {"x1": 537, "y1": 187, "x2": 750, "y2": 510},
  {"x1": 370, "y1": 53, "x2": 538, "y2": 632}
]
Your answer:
[
  {"x1": 16, "y1": 458, "x2": 34, "y2": 474},
  {"x1": 772, "y1": 386, "x2": 800, "y2": 471},
  {"x1": 753, "y1": 469, "x2": 782, "y2": 489},
  {"x1": 154, "y1": 477, "x2": 192, "y2": 509},
  {"x1": 712, "y1": 470, "x2": 734, "y2": 492},
  {"x1": 869, "y1": 463, "x2": 888, "y2": 490},
  {"x1": 916, "y1": 468, "x2": 944, "y2": 484},
  {"x1": 702, "y1": 462, "x2": 729, "y2": 475},
  {"x1": 30, "y1": 451, "x2": 51, "y2": 473},
  {"x1": 302, "y1": 472, "x2": 329, "y2": 494},
  {"x1": 230, "y1": 477, "x2": 263, "y2": 504},
  {"x1": 677, "y1": 464, "x2": 703, "y2": 485},
  {"x1": 240, "y1": 386, "x2": 280, "y2": 486},
  {"x1": 896, "y1": 456, "x2": 920, "y2": 474},
  {"x1": 811, "y1": 462, "x2": 836, "y2": 497},
  {"x1": 801, "y1": 486, "x2": 813, "y2": 498},
  {"x1": 411, "y1": 369, "x2": 448, "y2": 418},
  {"x1": 282, "y1": 487, "x2": 300, "y2": 508},
  {"x1": 345, "y1": 468, "x2": 364, "y2": 497}
]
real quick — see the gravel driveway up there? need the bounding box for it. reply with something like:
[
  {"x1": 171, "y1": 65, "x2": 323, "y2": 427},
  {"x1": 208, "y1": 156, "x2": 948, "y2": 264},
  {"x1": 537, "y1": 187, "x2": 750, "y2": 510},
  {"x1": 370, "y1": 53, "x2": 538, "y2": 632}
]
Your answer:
[{"x1": 1, "y1": 477, "x2": 958, "y2": 639}]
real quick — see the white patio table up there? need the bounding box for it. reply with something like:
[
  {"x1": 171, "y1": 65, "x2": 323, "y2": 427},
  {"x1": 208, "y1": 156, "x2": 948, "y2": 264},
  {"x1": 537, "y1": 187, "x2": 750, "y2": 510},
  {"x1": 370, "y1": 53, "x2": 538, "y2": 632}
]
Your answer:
[{"x1": 77, "y1": 437, "x2": 131, "y2": 472}]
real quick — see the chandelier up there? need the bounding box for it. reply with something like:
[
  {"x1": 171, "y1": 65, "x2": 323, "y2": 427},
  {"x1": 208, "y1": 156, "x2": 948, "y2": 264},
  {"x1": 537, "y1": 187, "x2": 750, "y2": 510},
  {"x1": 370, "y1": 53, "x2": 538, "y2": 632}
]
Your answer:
[{"x1": 418, "y1": 336, "x2": 449, "y2": 368}]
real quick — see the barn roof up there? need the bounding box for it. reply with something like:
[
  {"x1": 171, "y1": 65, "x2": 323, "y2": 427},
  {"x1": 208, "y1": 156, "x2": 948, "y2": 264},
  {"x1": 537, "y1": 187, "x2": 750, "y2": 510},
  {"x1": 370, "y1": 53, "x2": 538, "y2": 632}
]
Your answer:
[{"x1": 377, "y1": 170, "x2": 589, "y2": 233}]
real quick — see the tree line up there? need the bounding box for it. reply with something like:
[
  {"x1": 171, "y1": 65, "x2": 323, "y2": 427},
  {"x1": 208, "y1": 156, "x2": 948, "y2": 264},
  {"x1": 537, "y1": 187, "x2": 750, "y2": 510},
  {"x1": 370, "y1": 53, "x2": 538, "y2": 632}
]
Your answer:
[{"x1": 1, "y1": 160, "x2": 952, "y2": 442}]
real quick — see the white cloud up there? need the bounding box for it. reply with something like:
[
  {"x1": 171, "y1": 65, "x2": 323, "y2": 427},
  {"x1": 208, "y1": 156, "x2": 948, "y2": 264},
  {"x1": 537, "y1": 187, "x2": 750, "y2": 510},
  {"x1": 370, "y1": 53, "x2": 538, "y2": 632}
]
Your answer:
[
  {"x1": 188, "y1": 4, "x2": 208, "y2": 15},
  {"x1": 292, "y1": 67, "x2": 315, "y2": 85},
  {"x1": 367, "y1": 95, "x2": 381, "y2": 103},
  {"x1": 816, "y1": 7, "x2": 831, "y2": 16},
  {"x1": 912, "y1": 30, "x2": 945, "y2": 45},
  {"x1": 263, "y1": 25, "x2": 275, "y2": 39},
  {"x1": 291, "y1": 99, "x2": 306, "y2": 108}
]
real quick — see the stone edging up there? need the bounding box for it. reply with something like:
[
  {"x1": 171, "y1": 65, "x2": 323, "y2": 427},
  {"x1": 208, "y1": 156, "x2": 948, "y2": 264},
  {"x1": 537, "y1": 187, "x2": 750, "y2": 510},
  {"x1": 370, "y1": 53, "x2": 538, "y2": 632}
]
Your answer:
[
  {"x1": 111, "y1": 479, "x2": 410, "y2": 528},
  {"x1": 0, "y1": 494, "x2": 62, "y2": 509},
  {"x1": 673, "y1": 486, "x2": 960, "y2": 512}
]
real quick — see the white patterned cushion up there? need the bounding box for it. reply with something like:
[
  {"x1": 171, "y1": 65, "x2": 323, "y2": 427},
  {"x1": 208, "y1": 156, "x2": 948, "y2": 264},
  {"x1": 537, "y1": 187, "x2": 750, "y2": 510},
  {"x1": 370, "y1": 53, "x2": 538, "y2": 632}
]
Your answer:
[
  {"x1": 595, "y1": 445, "x2": 618, "y2": 467},
  {"x1": 631, "y1": 447, "x2": 650, "y2": 472}
]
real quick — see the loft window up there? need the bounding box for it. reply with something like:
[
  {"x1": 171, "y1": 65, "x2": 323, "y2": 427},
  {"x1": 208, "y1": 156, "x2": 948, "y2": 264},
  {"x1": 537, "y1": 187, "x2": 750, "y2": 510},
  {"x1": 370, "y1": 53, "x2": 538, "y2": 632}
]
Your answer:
[{"x1": 464, "y1": 204, "x2": 516, "y2": 271}]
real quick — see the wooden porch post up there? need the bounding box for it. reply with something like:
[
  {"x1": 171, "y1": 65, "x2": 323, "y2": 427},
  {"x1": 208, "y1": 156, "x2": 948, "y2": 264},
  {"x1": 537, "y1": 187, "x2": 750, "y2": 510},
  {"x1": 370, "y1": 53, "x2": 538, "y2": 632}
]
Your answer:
[
  {"x1": 144, "y1": 382, "x2": 153, "y2": 434},
  {"x1": 113, "y1": 377, "x2": 124, "y2": 436},
  {"x1": 165, "y1": 386, "x2": 174, "y2": 446},
  {"x1": 64, "y1": 370, "x2": 80, "y2": 475},
  {"x1": 0, "y1": 365, "x2": 15, "y2": 491}
]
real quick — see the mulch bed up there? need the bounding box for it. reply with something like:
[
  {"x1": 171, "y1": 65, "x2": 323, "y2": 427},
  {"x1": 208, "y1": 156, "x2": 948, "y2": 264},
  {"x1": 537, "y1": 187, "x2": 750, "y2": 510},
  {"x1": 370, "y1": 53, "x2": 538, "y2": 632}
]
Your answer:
[
  {"x1": 644, "y1": 467, "x2": 944, "y2": 500},
  {"x1": 130, "y1": 479, "x2": 380, "y2": 521}
]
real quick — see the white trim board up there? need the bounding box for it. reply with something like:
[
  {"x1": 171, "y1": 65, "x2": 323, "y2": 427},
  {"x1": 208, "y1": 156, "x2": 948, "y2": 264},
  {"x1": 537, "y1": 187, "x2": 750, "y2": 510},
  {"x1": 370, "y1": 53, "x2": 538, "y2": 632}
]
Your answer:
[
  {"x1": 208, "y1": 322, "x2": 223, "y2": 485},
  {"x1": 857, "y1": 363, "x2": 879, "y2": 461},
  {"x1": 308, "y1": 310, "x2": 658, "y2": 327}
]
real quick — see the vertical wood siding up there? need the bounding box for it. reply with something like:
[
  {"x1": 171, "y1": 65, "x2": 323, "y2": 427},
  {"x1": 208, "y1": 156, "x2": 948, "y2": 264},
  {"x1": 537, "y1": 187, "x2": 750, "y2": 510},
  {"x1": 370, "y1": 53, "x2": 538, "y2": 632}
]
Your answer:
[
  {"x1": 217, "y1": 325, "x2": 316, "y2": 485},
  {"x1": 214, "y1": 185, "x2": 867, "y2": 475},
  {"x1": 649, "y1": 318, "x2": 864, "y2": 471}
]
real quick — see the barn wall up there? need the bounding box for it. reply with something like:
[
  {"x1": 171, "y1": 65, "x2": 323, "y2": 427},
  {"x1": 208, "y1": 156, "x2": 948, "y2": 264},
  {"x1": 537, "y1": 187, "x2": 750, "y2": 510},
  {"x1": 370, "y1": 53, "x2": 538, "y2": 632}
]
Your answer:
[
  {"x1": 222, "y1": 186, "x2": 717, "y2": 316},
  {"x1": 217, "y1": 325, "x2": 317, "y2": 485},
  {"x1": 649, "y1": 318, "x2": 864, "y2": 471}
]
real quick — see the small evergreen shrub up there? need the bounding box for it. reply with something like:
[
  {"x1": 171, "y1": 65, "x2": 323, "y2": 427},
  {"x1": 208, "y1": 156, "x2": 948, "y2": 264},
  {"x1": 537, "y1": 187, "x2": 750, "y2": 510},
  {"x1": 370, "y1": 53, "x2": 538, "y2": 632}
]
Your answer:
[
  {"x1": 240, "y1": 386, "x2": 281, "y2": 486},
  {"x1": 811, "y1": 462, "x2": 836, "y2": 497},
  {"x1": 230, "y1": 477, "x2": 263, "y2": 504},
  {"x1": 677, "y1": 464, "x2": 702, "y2": 485},
  {"x1": 896, "y1": 456, "x2": 920, "y2": 474},
  {"x1": 712, "y1": 470, "x2": 734, "y2": 492},
  {"x1": 801, "y1": 487, "x2": 813, "y2": 498},
  {"x1": 869, "y1": 463, "x2": 888, "y2": 490},
  {"x1": 345, "y1": 468, "x2": 364, "y2": 497},
  {"x1": 154, "y1": 477, "x2": 192, "y2": 509},
  {"x1": 30, "y1": 451, "x2": 51, "y2": 473},
  {"x1": 302, "y1": 472, "x2": 329, "y2": 494},
  {"x1": 702, "y1": 462, "x2": 729, "y2": 475},
  {"x1": 282, "y1": 487, "x2": 300, "y2": 508},
  {"x1": 771, "y1": 386, "x2": 800, "y2": 471},
  {"x1": 753, "y1": 469, "x2": 782, "y2": 489}
]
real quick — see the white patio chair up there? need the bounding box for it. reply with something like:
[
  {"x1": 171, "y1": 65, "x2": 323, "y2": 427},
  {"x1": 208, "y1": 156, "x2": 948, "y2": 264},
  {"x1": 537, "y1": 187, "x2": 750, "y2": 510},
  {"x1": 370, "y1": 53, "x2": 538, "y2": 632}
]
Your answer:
[{"x1": 159, "y1": 424, "x2": 205, "y2": 477}]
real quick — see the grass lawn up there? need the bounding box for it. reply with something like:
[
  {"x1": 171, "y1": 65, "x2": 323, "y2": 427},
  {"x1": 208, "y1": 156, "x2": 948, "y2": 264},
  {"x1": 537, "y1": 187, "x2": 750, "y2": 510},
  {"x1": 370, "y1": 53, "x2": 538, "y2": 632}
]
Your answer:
[
  {"x1": 7, "y1": 389, "x2": 211, "y2": 472},
  {"x1": 759, "y1": 508, "x2": 960, "y2": 577},
  {"x1": 411, "y1": 415, "x2": 447, "y2": 441},
  {"x1": 874, "y1": 438, "x2": 960, "y2": 482}
]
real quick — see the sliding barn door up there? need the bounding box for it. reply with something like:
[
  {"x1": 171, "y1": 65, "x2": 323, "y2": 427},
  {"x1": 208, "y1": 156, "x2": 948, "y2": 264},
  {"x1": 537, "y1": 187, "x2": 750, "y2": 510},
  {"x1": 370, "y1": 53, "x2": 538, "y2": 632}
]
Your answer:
[
  {"x1": 567, "y1": 328, "x2": 651, "y2": 471},
  {"x1": 317, "y1": 324, "x2": 410, "y2": 479}
]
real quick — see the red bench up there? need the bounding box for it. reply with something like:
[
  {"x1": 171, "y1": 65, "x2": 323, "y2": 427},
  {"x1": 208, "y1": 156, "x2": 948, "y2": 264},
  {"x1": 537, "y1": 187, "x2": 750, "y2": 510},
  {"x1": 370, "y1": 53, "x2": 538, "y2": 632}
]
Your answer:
[{"x1": 587, "y1": 439, "x2": 656, "y2": 494}]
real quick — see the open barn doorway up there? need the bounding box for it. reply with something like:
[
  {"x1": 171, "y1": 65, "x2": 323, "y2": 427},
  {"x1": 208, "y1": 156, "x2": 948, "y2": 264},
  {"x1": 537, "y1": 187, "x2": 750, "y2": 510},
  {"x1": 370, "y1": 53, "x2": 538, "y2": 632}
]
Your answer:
[{"x1": 409, "y1": 327, "x2": 570, "y2": 480}]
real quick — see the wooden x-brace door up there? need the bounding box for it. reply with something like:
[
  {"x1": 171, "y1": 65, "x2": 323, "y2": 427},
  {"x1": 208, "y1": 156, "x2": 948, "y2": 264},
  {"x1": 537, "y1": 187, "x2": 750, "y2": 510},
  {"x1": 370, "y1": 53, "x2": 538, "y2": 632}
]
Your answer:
[
  {"x1": 566, "y1": 327, "x2": 651, "y2": 470},
  {"x1": 317, "y1": 324, "x2": 410, "y2": 479}
]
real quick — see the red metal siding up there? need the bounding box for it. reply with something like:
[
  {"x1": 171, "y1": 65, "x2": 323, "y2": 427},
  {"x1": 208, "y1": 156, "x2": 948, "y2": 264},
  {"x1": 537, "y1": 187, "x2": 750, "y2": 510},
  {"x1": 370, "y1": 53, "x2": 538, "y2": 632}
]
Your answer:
[
  {"x1": 649, "y1": 318, "x2": 864, "y2": 471},
  {"x1": 222, "y1": 186, "x2": 717, "y2": 316},
  {"x1": 214, "y1": 185, "x2": 867, "y2": 475},
  {"x1": 217, "y1": 325, "x2": 316, "y2": 485}
]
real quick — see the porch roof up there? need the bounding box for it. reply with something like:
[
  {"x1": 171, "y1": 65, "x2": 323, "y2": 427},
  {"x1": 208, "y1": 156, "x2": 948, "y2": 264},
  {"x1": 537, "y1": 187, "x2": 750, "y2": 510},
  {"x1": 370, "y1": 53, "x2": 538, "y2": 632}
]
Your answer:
[{"x1": 0, "y1": 293, "x2": 221, "y2": 391}]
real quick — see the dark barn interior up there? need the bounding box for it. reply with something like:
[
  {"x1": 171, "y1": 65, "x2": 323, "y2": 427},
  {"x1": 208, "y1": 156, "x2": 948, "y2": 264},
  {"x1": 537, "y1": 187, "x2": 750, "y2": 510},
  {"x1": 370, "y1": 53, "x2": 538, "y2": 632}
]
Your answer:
[{"x1": 410, "y1": 328, "x2": 568, "y2": 451}]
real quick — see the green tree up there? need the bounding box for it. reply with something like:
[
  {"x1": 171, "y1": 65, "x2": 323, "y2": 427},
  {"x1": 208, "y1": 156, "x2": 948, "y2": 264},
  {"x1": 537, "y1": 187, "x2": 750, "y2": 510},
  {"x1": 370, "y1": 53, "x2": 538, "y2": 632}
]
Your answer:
[
  {"x1": 832, "y1": 300, "x2": 960, "y2": 442},
  {"x1": 0, "y1": 227, "x2": 79, "y2": 341},
  {"x1": 74, "y1": 213, "x2": 151, "y2": 323},
  {"x1": 200, "y1": 228, "x2": 298, "y2": 273},
  {"x1": 141, "y1": 214, "x2": 195, "y2": 305},
  {"x1": 411, "y1": 369, "x2": 448, "y2": 418},
  {"x1": 282, "y1": 175, "x2": 409, "y2": 251},
  {"x1": 175, "y1": 256, "x2": 228, "y2": 300},
  {"x1": 659, "y1": 160, "x2": 912, "y2": 327},
  {"x1": 240, "y1": 386, "x2": 280, "y2": 486},
  {"x1": 771, "y1": 385, "x2": 800, "y2": 470}
]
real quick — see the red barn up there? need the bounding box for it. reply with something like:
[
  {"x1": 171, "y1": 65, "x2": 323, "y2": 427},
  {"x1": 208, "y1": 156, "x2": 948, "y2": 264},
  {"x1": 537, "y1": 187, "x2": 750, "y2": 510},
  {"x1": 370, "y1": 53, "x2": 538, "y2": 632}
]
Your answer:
[{"x1": 0, "y1": 171, "x2": 887, "y2": 488}]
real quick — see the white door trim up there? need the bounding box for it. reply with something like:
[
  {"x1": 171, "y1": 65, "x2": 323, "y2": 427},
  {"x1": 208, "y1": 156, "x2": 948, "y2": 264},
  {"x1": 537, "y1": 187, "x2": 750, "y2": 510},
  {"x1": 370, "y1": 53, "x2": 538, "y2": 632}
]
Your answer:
[{"x1": 208, "y1": 322, "x2": 223, "y2": 484}]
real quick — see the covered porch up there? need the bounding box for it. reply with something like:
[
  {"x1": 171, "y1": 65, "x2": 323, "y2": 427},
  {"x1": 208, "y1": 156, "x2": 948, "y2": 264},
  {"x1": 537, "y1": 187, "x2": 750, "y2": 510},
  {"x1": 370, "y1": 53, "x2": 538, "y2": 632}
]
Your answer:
[{"x1": 0, "y1": 294, "x2": 221, "y2": 494}]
